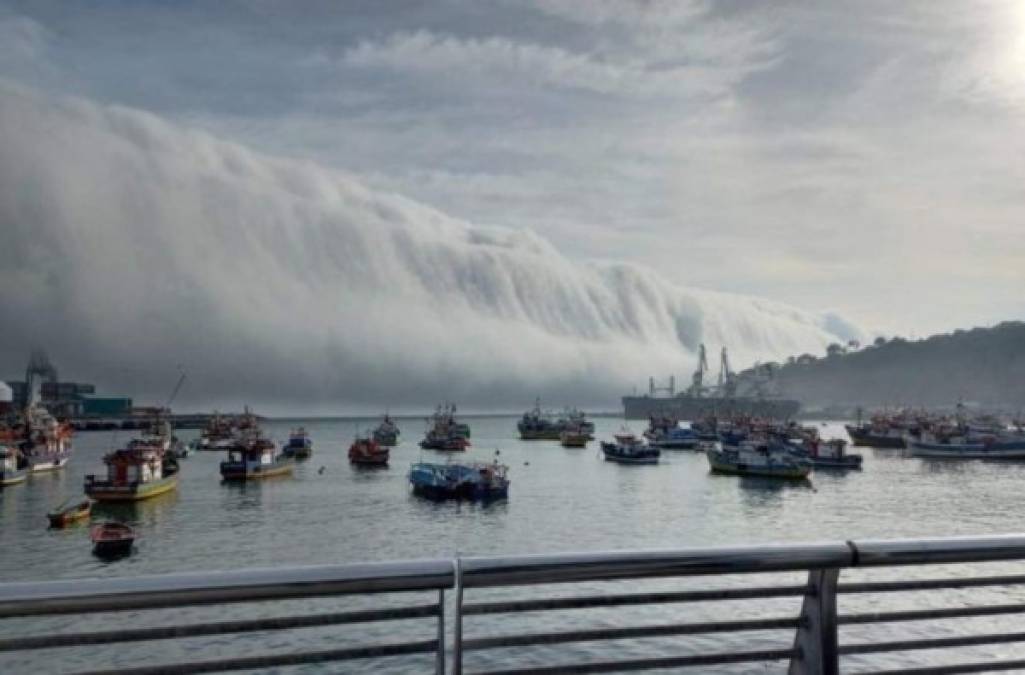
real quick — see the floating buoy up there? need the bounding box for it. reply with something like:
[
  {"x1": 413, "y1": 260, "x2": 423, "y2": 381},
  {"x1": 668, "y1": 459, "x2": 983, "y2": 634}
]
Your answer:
[{"x1": 318, "y1": 466, "x2": 326, "y2": 475}]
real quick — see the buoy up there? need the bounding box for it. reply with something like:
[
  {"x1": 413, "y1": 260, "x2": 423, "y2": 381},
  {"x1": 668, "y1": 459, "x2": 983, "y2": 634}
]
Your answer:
[{"x1": 318, "y1": 466, "x2": 326, "y2": 474}]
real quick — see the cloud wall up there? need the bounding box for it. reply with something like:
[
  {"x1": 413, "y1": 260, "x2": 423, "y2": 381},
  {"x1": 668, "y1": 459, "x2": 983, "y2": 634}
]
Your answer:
[{"x1": 0, "y1": 85, "x2": 858, "y2": 412}]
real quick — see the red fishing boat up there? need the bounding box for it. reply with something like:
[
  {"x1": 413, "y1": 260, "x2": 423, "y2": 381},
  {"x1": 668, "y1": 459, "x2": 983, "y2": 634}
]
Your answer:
[{"x1": 349, "y1": 435, "x2": 389, "y2": 466}]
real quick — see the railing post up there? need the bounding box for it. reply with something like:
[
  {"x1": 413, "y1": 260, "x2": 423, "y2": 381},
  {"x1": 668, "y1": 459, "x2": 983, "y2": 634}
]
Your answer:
[
  {"x1": 453, "y1": 558, "x2": 464, "y2": 675},
  {"x1": 436, "y1": 588, "x2": 446, "y2": 675},
  {"x1": 789, "y1": 568, "x2": 840, "y2": 675}
]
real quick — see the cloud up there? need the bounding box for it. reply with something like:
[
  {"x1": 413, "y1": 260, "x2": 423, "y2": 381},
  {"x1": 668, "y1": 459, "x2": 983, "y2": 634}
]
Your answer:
[{"x1": 0, "y1": 84, "x2": 856, "y2": 412}]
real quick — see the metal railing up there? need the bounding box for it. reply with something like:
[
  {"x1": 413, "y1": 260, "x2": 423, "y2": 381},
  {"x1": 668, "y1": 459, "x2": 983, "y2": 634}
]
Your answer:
[{"x1": 4, "y1": 535, "x2": 1025, "y2": 673}]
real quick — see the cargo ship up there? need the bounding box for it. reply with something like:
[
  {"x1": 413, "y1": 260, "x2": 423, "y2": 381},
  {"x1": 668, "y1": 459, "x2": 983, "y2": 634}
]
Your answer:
[{"x1": 622, "y1": 345, "x2": 800, "y2": 421}]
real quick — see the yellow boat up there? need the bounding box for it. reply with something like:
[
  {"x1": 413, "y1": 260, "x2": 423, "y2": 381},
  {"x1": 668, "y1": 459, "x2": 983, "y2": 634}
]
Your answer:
[
  {"x1": 85, "y1": 439, "x2": 180, "y2": 502},
  {"x1": 47, "y1": 497, "x2": 93, "y2": 527}
]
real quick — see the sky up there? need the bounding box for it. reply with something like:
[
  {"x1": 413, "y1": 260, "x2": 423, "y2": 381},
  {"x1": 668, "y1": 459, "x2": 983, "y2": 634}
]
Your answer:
[{"x1": 0, "y1": 1, "x2": 1023, "y2": 411}]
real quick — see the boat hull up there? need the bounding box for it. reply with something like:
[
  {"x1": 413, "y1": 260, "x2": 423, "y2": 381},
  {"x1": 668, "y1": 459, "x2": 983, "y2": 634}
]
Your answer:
[
  {"x1": 603, "y1": 454, "x2": 659, "y2": 465},
  {"x1": 519, "y1": 430, "x2": 562, "y2": 441},
  {"x1": 846, "y1": 426, "x2": 906, "y2": 448},
  {"x1": 85, "y1": 475, "x2": 178, "y2": 502},
  {"x1": 909, "y1": 441, "x2": 1025, "y2": 460},
  {"x1": 0, "y1": 469, "x2": 27, "y2": 486},
  {"x1": 28, "y1": 453, "x2": 71, "y2": 473},
  {"x1": 600, "y1": 443, "x2": 661, "y2": 465},
  {"x1": 220, "y1": 459, "x2": 295, "y2": 481},
  {"x1": 48, "y1": 503, "x2": 92, "y2": 528},
  {"x1": 706, "y1": 450, "x2": 810, "y2": 479}
]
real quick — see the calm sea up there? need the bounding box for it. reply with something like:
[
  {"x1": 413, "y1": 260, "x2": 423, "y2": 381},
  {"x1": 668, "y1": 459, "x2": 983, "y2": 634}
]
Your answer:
[{"x1": 3, "y1": 416, "x2": 1025, "y2": 673}]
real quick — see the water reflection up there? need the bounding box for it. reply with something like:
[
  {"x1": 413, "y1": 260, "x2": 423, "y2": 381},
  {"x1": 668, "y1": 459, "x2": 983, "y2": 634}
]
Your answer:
[{"x1": 91, "y1": 490, "x2": 179, "y2": 527}]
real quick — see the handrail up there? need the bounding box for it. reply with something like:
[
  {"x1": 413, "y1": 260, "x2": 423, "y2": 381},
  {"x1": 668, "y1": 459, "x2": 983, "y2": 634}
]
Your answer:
[
  {"x1": 6, "y1": 535, "x2": 1025, "y2": 674},
  {"x1": 458, "y1": 541, "x2": 854, "y2": 588},
  {"x1": 0, "y1": 558, "x2": 455, "y2": 617}
]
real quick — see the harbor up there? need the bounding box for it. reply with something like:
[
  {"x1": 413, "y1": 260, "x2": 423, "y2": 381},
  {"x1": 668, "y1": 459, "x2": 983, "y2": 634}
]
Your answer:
[{"x1": 6, "y1": 413, "x2": 1025, "y2": 671}]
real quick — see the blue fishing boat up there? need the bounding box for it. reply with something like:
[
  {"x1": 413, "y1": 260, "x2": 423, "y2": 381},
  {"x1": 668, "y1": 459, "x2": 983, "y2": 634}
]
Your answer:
[
  {"x1": 650, "y1": 426, "x2": 699, "y2": 450},
  {"x1": 600, "y1": 432, "x2": 660, "y2": 465},
  {"x1": 409, "y1": 460, "x2": 509, "y2": 500},
  {"x1": 783, "y1": 437, "x2": 862, "y2": 469},
  {"x1": 282, "y1": 427, "x2": 313, "y2": 459}
]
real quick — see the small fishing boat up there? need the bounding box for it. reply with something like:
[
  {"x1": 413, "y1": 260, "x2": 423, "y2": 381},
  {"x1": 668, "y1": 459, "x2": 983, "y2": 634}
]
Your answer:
[
  {"x1": 47, "y1": 497, "x2": 93, "y2": 528},
  {"x1": 420, "y1": 404, "x2": 471, "y2": 451},
  {"x1": 650, "y1": 427, "x2": 700, "y2": 450},
  {"x1": 706, "y1": 441, "x2": 811, "y2": 480},
  {"x1": 559, "y1": 427, "x2": 590, "y2": 448},
  {"x1": 409, "y1": 460, "x2": 509, "y2": 500},
  {"x1": 0, "y1": 445, "x2": 28, "y2": 486},
  {"x1": 372, "y1": 414, "x2": 400, "y2": 446},
  {"x1": 784, "y1": 438, "x2": 862, "y2": 469},
  {"x1": 518, "y1": 399, "x2": 561, "y2": 440},
  {"x1": 85, "y1": 439, "x2": 179, "y2": 502},
  {"x1": 90, "y1": 522, "x2": 135, "y2": 557},
  {"x1": 282, "y1": 427, "x2": 313, "y2": 459},
  {"x1": 220, "y1": 435, "x2": 294, "y2": 481},
  {"x1": 909, "y1": 431, "x2": 1025, "y2": 460},
  {"x1": 20, "y1": 404, "x2": 73, "y2": 472},
  {"x1": 600, "y1": 433, "x2": 660, "y2": 465},
  {"x1": 349, "y1": 435, "x2": 389, "y2": 466}
]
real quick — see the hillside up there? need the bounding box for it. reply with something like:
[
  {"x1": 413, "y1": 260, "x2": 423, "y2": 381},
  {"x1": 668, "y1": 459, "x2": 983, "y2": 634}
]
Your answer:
[{"x1": 748, "y1": 322, "x2": 1025, "y2": 413}]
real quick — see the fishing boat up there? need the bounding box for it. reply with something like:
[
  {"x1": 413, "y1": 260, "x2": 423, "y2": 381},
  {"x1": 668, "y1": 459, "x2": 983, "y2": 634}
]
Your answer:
[
  {"x1": 0, "y1": 445, "x2": 28, "y2": 486},
  {"x1": 784, "y1": 437, "x2": 862, "y2": 469},
  {"x1": 706, "y1": 440, "x2": 811, "y2": 479},
  {"x1": 282, "y1": 427, "x2": 313, "y2": 459},
  {"x1": 420, "y1": 403, "x2": 471, "y2": 451},
  {"x1": 372, "y1": 414, "x2": 400, "y2": 446},
  {"x1": 85, "y1": 439, "x2": 179, "y2": 501},
  {"x1": 409, "y1": 460, "x2": 509, "y2": 500},
  {"x1": 600, "y1": 432, "x2": 660, "y2": 465},
  {"x1": 19, "y1": 404, "x2": 73, "y2": 472},
  {"x1": 90, "y1": 522, "x2": 135, "y2": 557},
  {"x1": 558, "y1": 408, "x2": 595, "y2": 437},
  {"x1": 349, "y1": 435, "x2": 389, "y2": 466},
  {"x1": 909, "y1": 430, "x2": 1025, "y2": 460},
  {"x1": 193, "y1": 412, "x2": 238, "y2": 450},
  {"x1": 220, "y1": 432, "x2": 294, "y2": 481},
  {"x1": 47, "y1": 497, "x2": 93, "y2": 528},
  {"x1": 559, "y1": 427, "x2": 590, "y2": 448},
  {"x1": 650, "y1": 426, "x2": 700, "y2": 450},
  {"x1": 518, "y1": 399, "x2": 561, "y2": 440}
]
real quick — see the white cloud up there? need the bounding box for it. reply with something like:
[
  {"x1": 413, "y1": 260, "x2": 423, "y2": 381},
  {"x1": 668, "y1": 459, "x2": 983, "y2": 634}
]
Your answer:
[{"x1": 0, "y1": 84, "x2": 857, "y2": 411}]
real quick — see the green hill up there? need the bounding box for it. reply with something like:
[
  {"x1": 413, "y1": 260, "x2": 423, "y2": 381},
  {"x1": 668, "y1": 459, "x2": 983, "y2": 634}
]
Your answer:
[{"x1": 749, "y1": 322, "x2": 1025, "y2": 413}]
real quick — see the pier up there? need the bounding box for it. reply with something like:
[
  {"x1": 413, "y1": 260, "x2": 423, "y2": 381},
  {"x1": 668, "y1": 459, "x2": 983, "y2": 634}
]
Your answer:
[{"x1": 4, "y1": 534, "x2": 1025, "y2": 673}]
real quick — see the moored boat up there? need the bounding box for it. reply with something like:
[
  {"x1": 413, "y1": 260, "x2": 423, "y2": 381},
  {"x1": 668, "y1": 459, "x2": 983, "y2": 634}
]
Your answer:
[
  {"x1": 349, "y1": 435, "x2": 389, "y2": 466},
  {"x1": 18, "y1": 404, "x2": 73, "y2": 473},
  {"x1": 706, "y1": 440, "x2": 811, "y2": 480},
  {"x1": 518, "y1": 399, "x2": 561, "y2": 440},
  {"x1": 650, "y1": 426, "x2": 700, "y2": 450},
  {"x1": 85, "y1": 439, "x2": 179, "y2": 502},
  {"x1": 47, "y1": 497, "x2": 93, "y2": 528},
  {"x1": 220, "y1": 431, "x2": 294, "y2": 481},
  {"x1": 909, "y1": 431, "x2": 1025, "y2": 460},
  {"x1": 90, "y1": 522, "x2": 135, "y2": 557},
  {"x1": 282, "y1": 427, "x2": 313, "y2": 459},
  {"x1": 372, "y1": 414, "x2": 400, "y2": 446},
  {"x1": 409, "y1": 460, "x2": 509, "y2": 500},
  {"x1": 600, "y1": 432, "x2": 660, "y2": 465},
  {"x1": 559, "y1": 427, "x2": 590, "y2": 448},
  {"x1": 420, "y1": 403, "x2": 471, "y2": 451},
  {"x1": 0, "y1": 445, "x2": 28, "y2": 486},
  {"x1": 784, "y1": 438, "x2": 862, "y2": 469}
]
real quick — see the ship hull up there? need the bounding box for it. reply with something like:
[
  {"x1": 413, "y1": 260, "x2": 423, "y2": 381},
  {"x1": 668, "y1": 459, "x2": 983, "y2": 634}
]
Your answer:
[
  {"x1": 220, "y1": 460, "x2": 295, "y2": 481},
  {"x1": 909, "y1": 441, "x2": 1025, "y2": 460},
  {"x1": 845, "y1": 426, "x2": 906, "y2": 448},
  {"x1": 85, "y1": 475, "x2": 178, "y2": 502},
  {"x1": 623, "y1": 395, "x2": 799, "y2": 421},
  {"x1": 28, "y1": 453, "x2": 72, "y2": 473},
  {"x1": 0, "y1": 469, "x2": 27, "y2": 486}
]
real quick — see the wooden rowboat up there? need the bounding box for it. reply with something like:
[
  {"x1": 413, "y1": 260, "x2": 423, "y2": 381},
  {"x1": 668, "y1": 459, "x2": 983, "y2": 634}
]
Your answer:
[
  {"x1": 90, "y1": 522, "x2": 135, "y2": 557},
  {"x1": 47, "y1": 497, "x2": 93, "y2": 528}
]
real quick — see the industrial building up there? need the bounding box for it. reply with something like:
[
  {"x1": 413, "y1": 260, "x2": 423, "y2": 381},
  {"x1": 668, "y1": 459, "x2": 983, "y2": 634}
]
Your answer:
[{"x1": 5, "y1": 351, "x2": 133, "y2": 418}]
